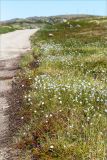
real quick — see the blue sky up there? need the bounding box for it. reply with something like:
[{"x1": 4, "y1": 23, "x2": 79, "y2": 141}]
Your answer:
[{"x1": 0, "y1": 0, "x2": 107, "y2": 20}]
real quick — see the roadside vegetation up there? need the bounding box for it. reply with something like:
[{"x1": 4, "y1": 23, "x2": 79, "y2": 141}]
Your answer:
[
  {"x1": 0, "y1": 23, "x2": 42, "y2": 34},
  {"x1": 0, "y1": 20, "x2": 44, "y2": 34},
  {"x1": 0, "y1": 25, "x2": 18, "y2": 34},
  {"x1": 13, "y1": 17, "x2": 107, "y2": 159}
]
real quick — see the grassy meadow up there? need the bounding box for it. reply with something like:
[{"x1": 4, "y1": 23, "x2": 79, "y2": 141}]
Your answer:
[{"x1": 13, "y1": 17, "x2": 107, "y2": 159}]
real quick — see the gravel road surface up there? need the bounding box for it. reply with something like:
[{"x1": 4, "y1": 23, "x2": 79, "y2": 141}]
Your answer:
[{"x1": 0, "y1": 29, "x2": 38, "y2": 159}]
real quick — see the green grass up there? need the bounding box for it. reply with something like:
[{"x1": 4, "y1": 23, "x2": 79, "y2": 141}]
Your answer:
[
  {"x1": 0, "y1": 25, "x2": 17, "y2": 34},
  {"x1": 0, "y1": 20, "x2": 47, "y2": 34},
  {"x1": 13, "y1": 17, "x2": 107, "y2": 159}
]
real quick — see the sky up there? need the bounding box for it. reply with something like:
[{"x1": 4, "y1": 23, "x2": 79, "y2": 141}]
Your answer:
[{"x1": 0, "y1": 0, "x2": 107, "y2": 21}]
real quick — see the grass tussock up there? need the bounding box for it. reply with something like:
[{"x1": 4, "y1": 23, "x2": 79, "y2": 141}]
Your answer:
[{"x1": 13, "y1": 17, "x2": 107, "y2": 159}]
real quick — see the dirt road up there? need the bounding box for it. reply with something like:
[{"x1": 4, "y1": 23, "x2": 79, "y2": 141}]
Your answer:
[{"x1": 0, "y1": 29, "x2": 38, "y2": 159}]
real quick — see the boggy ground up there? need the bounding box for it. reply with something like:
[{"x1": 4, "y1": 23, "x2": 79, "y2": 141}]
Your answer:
[{"x1": 14, "y1": 17, "x2": 107, "y2": 160}]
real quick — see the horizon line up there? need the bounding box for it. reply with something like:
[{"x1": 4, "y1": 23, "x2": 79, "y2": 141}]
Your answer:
[{"x1": 1, "y1": 13, "x2": 106, "y2": 22}]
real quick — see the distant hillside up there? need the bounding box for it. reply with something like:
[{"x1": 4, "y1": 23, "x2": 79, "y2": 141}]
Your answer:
[
  {"x1": 0, "y1": 14, "x2": 105, "y2": 34},
  {"x1": 0, "y1": 14, "x2": 101, "y2": 25}
]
